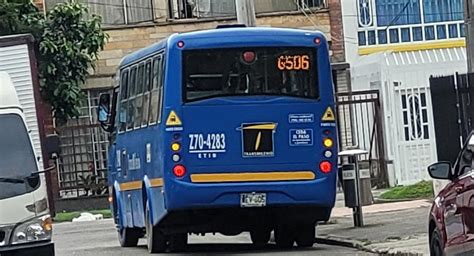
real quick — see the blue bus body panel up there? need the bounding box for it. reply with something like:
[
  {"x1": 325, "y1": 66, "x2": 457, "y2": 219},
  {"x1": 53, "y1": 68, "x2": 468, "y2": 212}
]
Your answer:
[{"x1": 109, "y1": 27, "x2": 337, "y2": 229}]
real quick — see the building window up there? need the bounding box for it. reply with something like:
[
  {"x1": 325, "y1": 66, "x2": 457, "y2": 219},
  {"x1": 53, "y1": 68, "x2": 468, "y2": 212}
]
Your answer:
[
  {"x1": 423, "y1": 0, "x2": 464, "y2": 23},
  {"x1": 401, "y1": 28, "x2": 411, "y2": 42},
  {"x1": 449, "y1": 24, "x2": 459, "y2": 38},
  {"x1": 375, "y1": 0, "x2": 421, "y2": 26},
  {"x1": 389, "y1": 29, "x2": 399, "y2": 43},
  {"x1": 402, "y1": 93, "x2": 429, "y2": 141},
  {"x1": 425, "y1": 26, "x2": 435, "y2": 40},
  {"x1": 437, "y1": 25, "x2": 447, "y2": 39},
  {"x1": 358, "y1": 0, "x2": 373, "y2": 27},
  {"x1": 461, "y1": 23, "x2": 466, "y2": 37},
  {"x1": 412, "y1": 27, "x2": 423, "y2": 41},
  {"x1": 45, "y1": 0, "x2": 153, "y2": 25},
  {"x1": 358, "y1": 31, "x2": 367, "y2": 46},
  {"x1": 359, "y1": 0, "x2": 465, "y2": 46},
  {"x1": 301, "y1": 0, "x2": 325, "y2": 8},
  {"x1": 378, "y1": 30, "x2": 387, "y2": 44},
  {"x1": 368, "y1": 30, "x2": 376, "y2": 45}
]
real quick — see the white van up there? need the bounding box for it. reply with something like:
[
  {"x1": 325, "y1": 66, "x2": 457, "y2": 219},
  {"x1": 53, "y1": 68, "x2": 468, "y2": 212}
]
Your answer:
[{"x1": 0, "y1": 72, "x2": 54, "y2": 256}]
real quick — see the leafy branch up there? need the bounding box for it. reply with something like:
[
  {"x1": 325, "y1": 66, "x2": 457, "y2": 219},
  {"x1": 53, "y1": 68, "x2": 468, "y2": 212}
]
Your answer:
[{"x1": 0, "y1": 0, "x2": 108, "y2": 124}]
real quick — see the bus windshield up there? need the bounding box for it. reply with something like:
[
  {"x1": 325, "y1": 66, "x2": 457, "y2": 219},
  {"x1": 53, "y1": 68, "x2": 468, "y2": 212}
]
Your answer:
[
  {"x1": 183, "y1": 47, "x2": 318, "y2": 102},
  {"x1": 0, "y1": 114, "x2": 38, "y2": 200}
]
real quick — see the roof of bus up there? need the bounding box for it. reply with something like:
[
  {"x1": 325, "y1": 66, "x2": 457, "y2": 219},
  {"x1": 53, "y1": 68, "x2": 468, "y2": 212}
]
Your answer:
[{"x1": 119, "y1": 27, "x2": 326, "y2": 68}]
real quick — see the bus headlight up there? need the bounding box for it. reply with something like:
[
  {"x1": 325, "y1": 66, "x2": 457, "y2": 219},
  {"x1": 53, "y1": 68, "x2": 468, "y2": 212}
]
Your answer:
[{"x1": 11, "y1": 215, "x2": 52, "y2": 245}]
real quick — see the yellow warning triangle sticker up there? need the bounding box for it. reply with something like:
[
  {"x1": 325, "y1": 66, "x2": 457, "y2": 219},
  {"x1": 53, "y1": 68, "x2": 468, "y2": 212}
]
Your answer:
[
  {"x1": 166, "y1": 111, "x2": 182, "y2": 126},
  {"x1": 322, "y1": 107, "x2": 336, "y2": 122}
]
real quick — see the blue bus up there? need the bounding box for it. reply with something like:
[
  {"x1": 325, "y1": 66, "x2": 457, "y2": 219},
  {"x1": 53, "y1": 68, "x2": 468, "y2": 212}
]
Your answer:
[{"x1": 98, "y1": 26, "x2": 338, "y2": 253}]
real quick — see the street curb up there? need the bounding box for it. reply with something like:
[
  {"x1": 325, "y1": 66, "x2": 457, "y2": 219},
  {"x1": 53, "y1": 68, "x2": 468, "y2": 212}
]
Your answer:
[
  {"x1": 315, "y1": 235, "x2": 424, "y2": 256},
  {"x1": 315, "y1": 236, "x2": 366, "y2": 250}
]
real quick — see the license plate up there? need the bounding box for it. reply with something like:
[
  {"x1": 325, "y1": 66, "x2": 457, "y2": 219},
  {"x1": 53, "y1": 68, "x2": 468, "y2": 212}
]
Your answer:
[{"x1": 240, "y1": 193, "x2": 266, "y2": 207}]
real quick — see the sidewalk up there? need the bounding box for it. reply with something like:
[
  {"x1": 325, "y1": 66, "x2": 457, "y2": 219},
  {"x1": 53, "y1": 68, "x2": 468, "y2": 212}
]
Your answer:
[{"x1": 318, "y1": 196, "x2": 432, "y2": 255}]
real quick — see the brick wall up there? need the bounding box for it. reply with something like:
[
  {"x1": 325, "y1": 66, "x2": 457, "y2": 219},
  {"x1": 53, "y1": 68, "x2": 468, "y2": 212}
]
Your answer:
[
  {"x1": 327, "y1": 0, "x2": 345, "y2": 63},
  {"x1": 87, "y1": 11, "x2": 332, "y2": 87}
]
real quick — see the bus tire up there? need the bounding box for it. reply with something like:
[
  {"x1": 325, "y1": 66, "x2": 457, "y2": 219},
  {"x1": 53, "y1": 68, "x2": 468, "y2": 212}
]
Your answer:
[
  {"x1": 295, "y1": 225, "x2": 315, "y2": 248},
  {"x1": 250, "y1": 228, "x2": 271, "y2": 246},
  {"x1": 146, "y1": 202, "x2": 167, "y2": 253},
  {"x1": 118, "y1": 227, "x2": 141, "y2": 247},
  {"x1": 169, "y1": 233, "x2": 187, "y2": 252},
  {"x1": 274, "y1": 226, "x2": 294, "y2": 249}
]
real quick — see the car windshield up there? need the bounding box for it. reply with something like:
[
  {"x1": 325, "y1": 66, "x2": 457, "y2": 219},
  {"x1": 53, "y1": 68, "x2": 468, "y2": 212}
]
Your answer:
[
  {"x1": 0, "y1": 114, "x2": 38, "y2": 200},
  {"x1": 183, "y1": 47, "x2": 318, "y2": 102}
]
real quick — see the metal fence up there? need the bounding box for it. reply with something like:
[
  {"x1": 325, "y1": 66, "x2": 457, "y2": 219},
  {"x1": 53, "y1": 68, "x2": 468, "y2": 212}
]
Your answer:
[
  {"x1": 168, "y1": 0, "x2": 327, "y2": 22},
  {"x1": 56, "y1": 89, "x2": 111, "y2": 198},
  {"x1": 336, "y1": 90, "x2": 389, "y2": 188}
]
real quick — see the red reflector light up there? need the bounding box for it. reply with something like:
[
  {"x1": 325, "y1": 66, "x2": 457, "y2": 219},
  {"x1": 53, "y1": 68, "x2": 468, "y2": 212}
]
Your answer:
[
  {"x1": 177, "y1": 41, "x2": 185, "y2": 48},
  {"x1": 242, "y1": 51, "x2": 256, "y2": 64},
  {"x1": 314, "y1": 38, "x2": 321, "y2": 45},
  {"x1": 320, "y1": 161, "x2": 332, "y2": 173},
  {"x1": 173, "y1": 165, "x2": 186, "y2": 178}
]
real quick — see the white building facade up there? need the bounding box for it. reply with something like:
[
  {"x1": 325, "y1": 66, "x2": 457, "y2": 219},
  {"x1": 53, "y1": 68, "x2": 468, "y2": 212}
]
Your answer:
[{"x1": 342, "y1": 0, "x2": 467, "y2": 187}]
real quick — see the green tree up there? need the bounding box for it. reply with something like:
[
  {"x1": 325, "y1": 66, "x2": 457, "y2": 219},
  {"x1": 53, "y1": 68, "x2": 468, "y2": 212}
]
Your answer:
[{"x1": 0, "y1": 0, "x2": 108, "y2": 124}]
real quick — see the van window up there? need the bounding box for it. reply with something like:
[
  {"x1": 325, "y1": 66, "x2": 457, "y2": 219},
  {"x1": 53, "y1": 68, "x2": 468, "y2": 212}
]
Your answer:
[{"x1": 0, "y1": 114, "x2": 39, "y2": 200}]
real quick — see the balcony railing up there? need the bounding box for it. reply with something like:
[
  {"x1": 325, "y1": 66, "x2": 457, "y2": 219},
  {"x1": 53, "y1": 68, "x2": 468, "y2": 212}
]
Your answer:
[{"x1": 169, "y1": 0, "x2": 326, "y2": 20}]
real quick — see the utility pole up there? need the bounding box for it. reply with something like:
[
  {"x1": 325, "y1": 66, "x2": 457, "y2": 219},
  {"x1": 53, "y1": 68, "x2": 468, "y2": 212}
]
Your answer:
[
  {"x1": 466, "y1": 0, "x2": 474, "y2": 73},
  {"x1": 236, "y1": 0, "x2": 256, "y2": 27}
]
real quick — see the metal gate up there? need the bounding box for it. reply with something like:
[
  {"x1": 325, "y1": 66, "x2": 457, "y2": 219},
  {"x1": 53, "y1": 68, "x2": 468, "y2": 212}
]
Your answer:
[
  {"x1": 430, "y1": 73, "x2": 474, "y2": 163},
  {"x1": 336, "y1": 90, "x2": 389, "y2": 188},
  {"x1": 56, "y1": 89, "x2": 111, "y2": 198}
]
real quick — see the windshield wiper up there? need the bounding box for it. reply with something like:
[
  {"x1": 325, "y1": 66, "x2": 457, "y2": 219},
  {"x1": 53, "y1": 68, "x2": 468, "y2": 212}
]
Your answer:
[{"x1": 0, "y1": 177, "x2": 25, "y2": 184}]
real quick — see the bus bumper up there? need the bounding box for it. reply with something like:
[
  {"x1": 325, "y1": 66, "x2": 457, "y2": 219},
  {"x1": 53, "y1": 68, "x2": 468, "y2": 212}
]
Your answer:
[
  {"x1": 165, "y1": 175, "x2": 336, "y2": 211},
  {"x1": 0, "y1": 241, "x2": 54, "y2": 256}
]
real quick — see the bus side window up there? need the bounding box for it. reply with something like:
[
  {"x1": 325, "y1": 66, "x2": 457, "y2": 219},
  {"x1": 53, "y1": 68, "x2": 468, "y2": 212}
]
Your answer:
[
  {"x1": 127, "y1": 66, "x2": 137, "y2": 131},
  {"x1": 134, "y1": 63, "x2": 145, "y2": 129},
  {"x1": 142, "y1": 60, "x2": 152, "y2": 127},
  {"x1": 149, "y1": 56, "x2": 162, "y2": 124},
  {"x1": 158, "y1": 55, "x2": 164, "y2": 123},
  {"x1": 118, "y1": 70, "x2": 129, "y2": 133}
]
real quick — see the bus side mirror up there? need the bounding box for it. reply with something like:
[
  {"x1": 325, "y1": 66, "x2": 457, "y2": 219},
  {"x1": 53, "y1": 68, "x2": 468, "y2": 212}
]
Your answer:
[
  {"x1": 45, "y1": 134, "x2": 60, "y2": 159},
  {"x1": 98, "y1": 93, "x2": 111, "y2": 123}
]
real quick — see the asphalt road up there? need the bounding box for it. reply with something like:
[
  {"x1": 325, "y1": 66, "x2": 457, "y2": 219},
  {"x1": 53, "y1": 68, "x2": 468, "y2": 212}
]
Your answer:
[{"x1": 53, "y1": 219, "x2": 375, "y2": 256}]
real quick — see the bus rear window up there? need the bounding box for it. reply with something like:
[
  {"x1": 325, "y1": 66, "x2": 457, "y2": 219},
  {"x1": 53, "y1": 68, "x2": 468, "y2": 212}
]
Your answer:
[{"x1": 183, "y1": 47, "x2": 318, "y2": 102}]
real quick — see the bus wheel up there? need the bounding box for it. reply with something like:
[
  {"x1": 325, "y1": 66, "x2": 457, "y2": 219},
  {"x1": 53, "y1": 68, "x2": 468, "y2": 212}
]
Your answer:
[
  {"x1": 295, "y1": 225, "x2": 315, "y2": 248},
  {"x1": 274, "y1": 226, "x2": 294, "y2": 249},
  {"x1": 145, "y1": 202, "x2": 167, "y2": 253},
  {"x1": 118, "y1": 227, "x2": 141, "y2": 247},
  {"x1": 250, "y1": 228, "x2": 271, "y2": 246},
  {"x1": 169, "y1": 233, "x2": 188, "y2": 252}
]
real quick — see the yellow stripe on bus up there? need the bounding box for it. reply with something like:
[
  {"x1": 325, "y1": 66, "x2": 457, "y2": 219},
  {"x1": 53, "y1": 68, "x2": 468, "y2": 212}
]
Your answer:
[
  {"x1": 150, "y1": 178, "x2": 164, "y2": 187},
  {"x1": 119, "y1": 181, "x2": 142, "y2": 191},
  {"x1": 119, "y1": 178, "x2": 164, "y2": 191},
  {"x1": 242, "y1": 124, "x2": 277, "y2": 130},
  {"x1": 190, "y1": 171, "x2": 316, "y2": 183}
]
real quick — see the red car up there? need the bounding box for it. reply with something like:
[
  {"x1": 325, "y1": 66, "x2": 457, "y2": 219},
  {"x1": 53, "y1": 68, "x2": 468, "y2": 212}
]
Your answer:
[{"x1": 428, "y1": 135, "x2": 474, "y2": 256}]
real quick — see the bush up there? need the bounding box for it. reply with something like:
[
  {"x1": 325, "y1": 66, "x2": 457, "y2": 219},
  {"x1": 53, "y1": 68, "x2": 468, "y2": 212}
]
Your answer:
[{"x1": 380, "y1": 180, "x2": 434, "y2": 200}]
